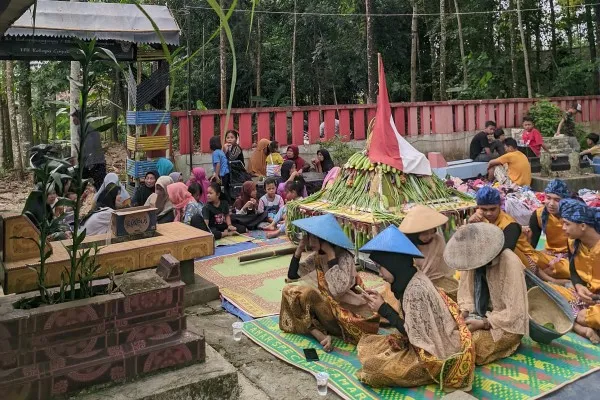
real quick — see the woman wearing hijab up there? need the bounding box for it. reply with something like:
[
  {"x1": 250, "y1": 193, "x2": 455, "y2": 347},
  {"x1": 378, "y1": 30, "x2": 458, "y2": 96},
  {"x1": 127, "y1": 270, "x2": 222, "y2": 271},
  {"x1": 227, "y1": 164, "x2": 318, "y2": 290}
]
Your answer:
[
  {"x1": 156, "y1": 157, "x2": 174, "y2": 177},
  {"x1": 230, "y1": 181, "x2": 268, "y2": 230},
  {"x1": 94, "y1": 173, "x2": 131, "y2": 209},
  {"x1": 356, "y1": 226, "x2": 475, "y2": 390},
  {"x1": 186, "y1": 167, "x2": 210, "y2": 204},
  {"x1": 445, "y1": 223, "x2": 528, "y2": 365},
  {"x1": 247, "y1": 138, "x2": 270, "y2": 176},
  {"x1": 167, "y1": 182, "x2": 204, "y2": 226},
  {"x1": 132, "y1": 171, "x2": 158, "y2": 207},
  {"x1": 284, "y1": 144, "x2": 309, "y2": 172},
  {"x1": 556, "y1": 199, "x2": 600, "y2": 344},
  {"x1": 312, "y1": 148, "x2": 334, "y2": 173},
  {"x1": 280, "y1": 214, "x2": 379, "y2": 352},
  {"x1": 321, "y1": 166, "x2": 340, "y2": 190},
  {"x1": 80, "y1": 183, "x2": 120, "y2": 236},
  {"x1": 277, "y1": 160, "x2": 307, "y2": 199},
  {"x1": 399, "y1": 205, "x2": 458, "y2": 300},
  {"x1": 145, "y1": 176, "x2": 175, "y2": 223},
  {"x1": 169, "y1": 172, "x2": 183, "y2": 183}
]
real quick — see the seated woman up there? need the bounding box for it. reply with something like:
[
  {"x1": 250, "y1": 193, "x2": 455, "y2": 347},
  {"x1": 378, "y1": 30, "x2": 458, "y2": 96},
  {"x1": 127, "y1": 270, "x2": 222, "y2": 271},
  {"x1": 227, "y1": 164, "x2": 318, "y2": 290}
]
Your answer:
[
  {"x1": 356, "y1": 226, "x2": 474, "y2": 390},
  {"x1": 169, "y1": 172, "x2": 183, "y2": 183},
  {"x1": 202, "y1": 182, "x2": 246, "y2": 239},
  {"x1": 157, "y1": 157, "x2": 174, "y2": 177},
  {"x1": 284, "y1": 144, "x2": 310, "y2": 172},
  {"x1": 556, "y1": 199, "x2": 600, "y2": 344},
  {"x1": 469, "y1": 186, "x2": 538, "y2": 271},
  {"x1": 231, "y1": 181, "x2": 268, "y2": 230},
  {"x1": 280, "y1": 214, "x2": 379, "y2": 351},
  {"x1": 132, "y1": 171, "x2": 158, "y2": 206},
  {"x1": 145, "y1": 176, "x2": 175, "y2": 224},
  {"x1": 186, "y1": 167, "x2": 210, "y2": 204},
  {"x1": 94, "y1": 173, "x2": 131, "y2": 209},
  {"x1": 399, "y1": 205, "x2": 459, "y2": 301},
  {"x1": 277, "y1": 160, "x2": 308, "y2": 199},
  {"x1": 247, "y1": 138, "x2": 270, "y2": 177},
  {"x1": 444, "y1": 223, "x2": 528, "y2": 365},
  {"x1": 527, "y1": 179, "x2": 571, "y2": 283},
  {"x1": 79, "y1": 182, "x2": 121, "y2": 236},
  {"x1": 312, "y1": 148, "x2": 334, "y2": 173},
  {"x1": 167, "y1": 182, "x2": 204, "y2": 226}
]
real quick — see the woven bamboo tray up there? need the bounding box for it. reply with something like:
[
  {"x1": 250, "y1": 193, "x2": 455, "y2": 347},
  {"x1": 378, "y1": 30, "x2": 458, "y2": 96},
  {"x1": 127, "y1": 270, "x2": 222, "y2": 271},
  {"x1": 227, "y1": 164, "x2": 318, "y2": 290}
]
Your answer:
[{"x1": 126, "y1": 135, "x2": 169, "y2": 152}]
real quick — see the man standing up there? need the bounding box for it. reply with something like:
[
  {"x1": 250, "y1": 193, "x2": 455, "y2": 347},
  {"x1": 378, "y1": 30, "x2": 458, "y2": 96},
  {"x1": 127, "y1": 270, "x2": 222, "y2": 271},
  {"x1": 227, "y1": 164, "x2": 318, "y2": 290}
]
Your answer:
[
  {"x1": 71, "y1": 109, "x2": 107, "y2": 190},
  {"x1": 487, "y1": 137, "x2": 532, "y2": 186},
  {"x1": 469, "y1": 121, "x2": 497, "y2": 162}
]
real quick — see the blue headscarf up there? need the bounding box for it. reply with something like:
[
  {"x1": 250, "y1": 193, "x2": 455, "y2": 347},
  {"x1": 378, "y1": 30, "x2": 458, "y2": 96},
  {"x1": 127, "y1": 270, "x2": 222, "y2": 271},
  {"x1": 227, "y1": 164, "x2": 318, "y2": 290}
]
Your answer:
[
  {"x1": 541, "y1": 179, "x2": 570, "y2": 232},
  {"x1": 559, "y1": 199, "x2": 600, "y2": 233},
  {"x1": 476, "y1": 186, "x2": 501, "y2": 206},
  {"x1": 157, "y1": 158, "x2": 174, "y2": 177}
]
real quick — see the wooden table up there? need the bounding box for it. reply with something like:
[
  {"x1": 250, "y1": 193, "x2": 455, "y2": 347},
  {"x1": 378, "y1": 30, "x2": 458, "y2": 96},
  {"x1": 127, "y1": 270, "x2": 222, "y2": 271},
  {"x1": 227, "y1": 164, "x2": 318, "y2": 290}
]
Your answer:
[{"x1": 0, "y1": 215, "x2": 214, "y2": 294}]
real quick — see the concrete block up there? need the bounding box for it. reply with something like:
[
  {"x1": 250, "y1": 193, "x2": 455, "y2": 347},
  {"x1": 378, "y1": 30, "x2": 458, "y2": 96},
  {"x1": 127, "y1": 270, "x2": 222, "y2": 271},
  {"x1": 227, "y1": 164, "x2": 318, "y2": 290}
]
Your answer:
[
  {"x1": 72, "y1": 345, "x2": 238, "y2": 400},
  {"x1": 184, "y1": 274, "x2": 220, "y2": 307}
]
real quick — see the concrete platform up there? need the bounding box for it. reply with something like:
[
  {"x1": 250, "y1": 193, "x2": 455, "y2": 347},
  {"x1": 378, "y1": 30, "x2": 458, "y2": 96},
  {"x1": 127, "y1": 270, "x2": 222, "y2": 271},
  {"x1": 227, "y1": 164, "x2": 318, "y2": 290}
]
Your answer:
[
  {"x1": 531, "y1": 174, "x2": 600, "y2": 193},
  {"x1": 184, "y1": 273, "x2": 221, "y2": 307},
  {"x1": 72, "y1": 344, "x2": 239, "y2": 400},
  {"x1": 433, "y1": 159, "x2": 489, "y2": 180}
]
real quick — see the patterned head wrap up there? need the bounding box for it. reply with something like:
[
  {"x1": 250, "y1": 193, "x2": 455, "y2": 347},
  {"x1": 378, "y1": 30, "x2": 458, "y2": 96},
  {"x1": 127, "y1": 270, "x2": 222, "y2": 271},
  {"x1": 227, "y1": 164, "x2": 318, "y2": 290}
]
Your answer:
[
  {"x1": 541, "y1": 179, "x2": 570, "y2": 232},
  {"x1": 476, "y1": 186, "x2": 501, "y2": 206},
  {"x1": 544, "y1": 179, "x2": 570, "y2": 199},
  {"x1": 559, "y1": 199, "x2": 600, "y2": 233}
]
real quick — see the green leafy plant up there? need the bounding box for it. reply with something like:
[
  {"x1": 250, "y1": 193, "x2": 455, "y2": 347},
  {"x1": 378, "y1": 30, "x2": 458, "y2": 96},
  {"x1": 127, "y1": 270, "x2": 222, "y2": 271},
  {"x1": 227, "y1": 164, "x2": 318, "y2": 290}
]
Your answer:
[
  {"x1": 318, "y1": 134, "x2": 357, "y2": 167},
  {"x1": 526, "y1": 100, "x2": 563, "y2": 137}
]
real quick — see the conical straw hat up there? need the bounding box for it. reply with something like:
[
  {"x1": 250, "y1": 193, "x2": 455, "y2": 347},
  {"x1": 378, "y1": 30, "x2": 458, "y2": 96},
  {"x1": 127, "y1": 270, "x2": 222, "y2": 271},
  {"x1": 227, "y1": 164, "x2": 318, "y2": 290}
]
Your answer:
[
  {"x1": 443, "y1": 223, "x2": 504, "y2": 271},
  {"x1": 360, "y1": 226, "x2": 423, "y2": 257},
  {"x1": 292, "y1": 214, "x2": 354, "y2": 250},
  {"x1": 398, "y1": 205, "x2": 449, "y2": 234}
]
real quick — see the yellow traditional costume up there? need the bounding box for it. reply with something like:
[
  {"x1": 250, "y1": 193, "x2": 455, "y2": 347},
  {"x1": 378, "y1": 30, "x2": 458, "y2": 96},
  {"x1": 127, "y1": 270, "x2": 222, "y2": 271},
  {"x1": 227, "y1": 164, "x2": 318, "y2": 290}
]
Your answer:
[
  {"x1": 445, "y1": 223, "x2": 528, "y2": 365},
  {"x1": 356, "y1": 226, "x2": 475, "y2": 390},
  {"x1": 279, "y1": 214, "x2": 379, "y2": 345}
]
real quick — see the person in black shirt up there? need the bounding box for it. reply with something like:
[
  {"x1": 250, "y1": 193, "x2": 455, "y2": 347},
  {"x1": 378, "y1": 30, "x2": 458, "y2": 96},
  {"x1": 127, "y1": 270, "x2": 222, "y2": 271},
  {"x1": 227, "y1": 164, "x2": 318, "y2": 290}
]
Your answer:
[
  {"x1": 202, "y1": 182, "x2": 246, "y2": 239},
  {"x1": 489, "y1": 128, "x2": 506, "y2": 157},
  {"x1": 469, "y1": 121, "x2": 497, "y2": 161}
]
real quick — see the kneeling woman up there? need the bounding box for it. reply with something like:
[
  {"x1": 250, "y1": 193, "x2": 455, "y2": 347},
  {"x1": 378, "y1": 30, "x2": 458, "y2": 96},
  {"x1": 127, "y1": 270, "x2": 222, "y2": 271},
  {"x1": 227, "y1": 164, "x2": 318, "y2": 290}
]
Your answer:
[
  {"x1": 356, "y1": 226, "x2": 474, "y2": 390},
  {"x1": 279, "y1": 214, "x2": 379, "y2": 351}
]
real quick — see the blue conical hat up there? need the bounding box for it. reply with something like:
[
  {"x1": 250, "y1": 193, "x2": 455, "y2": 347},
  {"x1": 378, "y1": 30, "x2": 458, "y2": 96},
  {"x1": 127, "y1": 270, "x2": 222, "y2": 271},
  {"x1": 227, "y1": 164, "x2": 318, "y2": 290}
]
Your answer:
[
  {"x1": 292, "y1": 214, "x2": 354, "y2": 250},
  {"x1": 360, "y1": 226, "x2": 423, "y2": 257}
]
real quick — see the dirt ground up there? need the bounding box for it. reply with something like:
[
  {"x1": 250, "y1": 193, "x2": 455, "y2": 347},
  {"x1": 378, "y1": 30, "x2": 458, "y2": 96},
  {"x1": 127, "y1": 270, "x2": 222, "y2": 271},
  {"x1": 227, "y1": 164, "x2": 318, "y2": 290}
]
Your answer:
[{"x1": 0, "y1": 142, "x2": 127, "y2": 214}]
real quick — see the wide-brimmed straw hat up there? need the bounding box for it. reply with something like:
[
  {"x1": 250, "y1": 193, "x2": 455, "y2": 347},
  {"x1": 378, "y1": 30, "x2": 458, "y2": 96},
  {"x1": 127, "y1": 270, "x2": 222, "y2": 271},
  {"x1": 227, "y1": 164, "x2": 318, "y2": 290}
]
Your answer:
[
  {"x1": 360, "y1": 226, "x2": 423, "y2": 258},
  {"x1": 292, "y1": 214, "x2": 353, "y2": 250},
  {"x1": 443, "y1": 223, "x2": 504, "y2": 271},
  {"x1": 398, "y1": 205, "x2": 448, "y2": 234}
]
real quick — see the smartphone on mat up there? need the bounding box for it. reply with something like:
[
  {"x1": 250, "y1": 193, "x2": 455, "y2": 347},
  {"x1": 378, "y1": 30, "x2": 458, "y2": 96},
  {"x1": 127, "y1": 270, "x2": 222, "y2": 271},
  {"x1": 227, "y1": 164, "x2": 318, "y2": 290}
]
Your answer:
[{"x1": 303, "y1": 348, "x2": 319, "y2": 362}]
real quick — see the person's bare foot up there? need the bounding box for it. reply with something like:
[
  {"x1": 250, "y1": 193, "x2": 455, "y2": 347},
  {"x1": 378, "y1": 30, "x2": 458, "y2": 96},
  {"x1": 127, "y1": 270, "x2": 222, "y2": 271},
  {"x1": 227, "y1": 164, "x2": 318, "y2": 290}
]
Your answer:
[
  {"x1": 266, "y1": 230, "x2": 280, "y2": 239},
  {"x1": 574, "y1": 322, "x2": 600, "y2": 344},
  {"x1": 262, "y1": 224, "x2": 275, "y2": 231}
]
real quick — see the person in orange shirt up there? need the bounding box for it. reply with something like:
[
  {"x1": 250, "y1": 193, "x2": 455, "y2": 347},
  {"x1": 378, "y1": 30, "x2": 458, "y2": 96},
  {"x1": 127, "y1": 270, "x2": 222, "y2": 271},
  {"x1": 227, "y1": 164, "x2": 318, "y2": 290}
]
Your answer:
[
  {"x1": 558, "y1": 199, "x2": 600, "y2": 344},
  {"x1": 468, "y1": 186, "x2": 538, "y2": 271},
  {"x1": 487, "y1": 138, "x2": 532, "y2": 186},
  {"x1": 525, "y1": 179, "x2": 571, "y2": 283}
]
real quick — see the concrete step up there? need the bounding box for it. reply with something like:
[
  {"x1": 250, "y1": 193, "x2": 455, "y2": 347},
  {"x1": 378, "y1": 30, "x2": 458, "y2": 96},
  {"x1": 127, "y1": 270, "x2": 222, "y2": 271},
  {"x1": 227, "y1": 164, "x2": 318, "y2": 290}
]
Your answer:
[
  {"x1": 71, "y1": 344, "x2": 239, "y2": 400},
  {"x1": 185, "y1": 274, "x2": 220, "y2": 307}
]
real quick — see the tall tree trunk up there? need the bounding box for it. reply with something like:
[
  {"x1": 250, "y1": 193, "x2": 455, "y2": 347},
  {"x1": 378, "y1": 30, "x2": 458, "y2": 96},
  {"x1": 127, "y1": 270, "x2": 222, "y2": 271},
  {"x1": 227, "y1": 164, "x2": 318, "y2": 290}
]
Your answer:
[
  {"x1": 111, "y1": 67, "x2": 121, "y2": 142},
  {"x1": 453, "y1": 0, "x2": 468, "y2": 88},
  {"x1": 365, "y1": 0, "x2": 376, "y2": 103},
  {"x1": 535, "y1": 9, "x2": 542, "y2": 92},
  {"x1": 586, "y1": 2, "x2": 599, "y2": 93},
  {"x1": 516, "y1": 0, "x2": 533, "y2": 98},
  {"x1": 17, "y1": 61, "x2": 34, "y2": 150},
  {"x1": 439, "y1": 0, "x2": 447, "y2": 100},
  {"x1": 1, "y1": 91, "x2": 13, "y2": 169},
  {"x1": 410, "y1": 2, "x2": 418, "y2": 102},
  {"x1": 566, "y1": 0, "x2": 573, "y2": 52},
  {"x1": 0, "y1": 88, "x2": 4, "y2": 168},
  {"x1": 509, "y1": 0, "x2": 517, "y2": 97},
  {"x1": 290, "y1": 0, "x2": 297, "y2": 106},
  {"x1": 548, "y1": 0, "x2": 557, "y2": 74},
  {"x1": 255, "y1": 16, "x2": 261, "y2": 99},
  {"x1": 219, "y1": 0, "x2": 227, "y2": 109},
  {"x1": 5, "y1": 61, "x2": 24, "y2": 177}
]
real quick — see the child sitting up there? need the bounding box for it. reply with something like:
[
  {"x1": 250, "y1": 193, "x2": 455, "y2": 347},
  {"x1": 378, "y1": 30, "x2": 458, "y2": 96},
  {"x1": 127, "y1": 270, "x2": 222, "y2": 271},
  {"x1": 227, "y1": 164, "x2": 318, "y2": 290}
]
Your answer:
[
  {"x1": 258, "y1": 178, "x2": 284, "y2": 223},
  {"x1": 265, "y1": 180, "x2": 304, "y2": 239},
  {"x1": 231, "y1": 181, "x2": 268, "y2": 230},
  {"x1": 202, "y1": 182, "x2": 246, "y2": 239},
  {"x1": 522, "y1": 116, "x2": 552, "y2": 157},
  {"x1": 266, "y1": 140, "x2": 284, "y2": 177}
]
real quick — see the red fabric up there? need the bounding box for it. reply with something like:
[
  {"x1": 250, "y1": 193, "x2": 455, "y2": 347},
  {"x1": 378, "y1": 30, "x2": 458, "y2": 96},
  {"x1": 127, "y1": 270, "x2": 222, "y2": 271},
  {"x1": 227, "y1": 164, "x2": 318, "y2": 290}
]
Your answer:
[
  {"x1": 367, "y1": 55, "x2": 404, "y2": 172},
  {"x1": 284, "y1": 145, "x2": 306, "y2": 171},
  {"x1": 522, "y1": 128, "x2": 544, "y2": 156}
]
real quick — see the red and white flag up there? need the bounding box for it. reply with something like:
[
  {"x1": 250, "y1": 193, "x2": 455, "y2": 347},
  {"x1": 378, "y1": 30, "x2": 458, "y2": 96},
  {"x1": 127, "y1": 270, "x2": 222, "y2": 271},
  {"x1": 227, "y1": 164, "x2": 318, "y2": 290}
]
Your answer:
[{"x1": 367, "y1": 54, "x2": 431, "y2": 176}]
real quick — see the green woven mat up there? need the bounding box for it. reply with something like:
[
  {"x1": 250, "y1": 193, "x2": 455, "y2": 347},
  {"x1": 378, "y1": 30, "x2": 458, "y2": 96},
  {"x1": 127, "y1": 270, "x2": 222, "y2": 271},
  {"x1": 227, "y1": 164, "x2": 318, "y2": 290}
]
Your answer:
[{"x1": 243, "y1": 316, "x2": 600, "y2": 400}]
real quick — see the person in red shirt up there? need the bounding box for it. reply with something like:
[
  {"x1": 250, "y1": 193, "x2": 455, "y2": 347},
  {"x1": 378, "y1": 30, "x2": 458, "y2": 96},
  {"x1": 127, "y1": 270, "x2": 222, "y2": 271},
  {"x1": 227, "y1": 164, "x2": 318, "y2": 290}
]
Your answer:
[{"x1": 522, "y1": 116, "x2": 552, "y2": 157}]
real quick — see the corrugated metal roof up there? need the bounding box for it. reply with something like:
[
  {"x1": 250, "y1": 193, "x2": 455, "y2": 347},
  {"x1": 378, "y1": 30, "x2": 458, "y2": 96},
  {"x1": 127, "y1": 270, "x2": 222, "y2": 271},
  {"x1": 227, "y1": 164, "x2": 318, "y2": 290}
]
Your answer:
[
  {"x1": 4, "y1": 1, "x2": 180, "y2": 45},
  {"x1": 0, "y1": 0, "x2": 35, "y2": 35}
]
